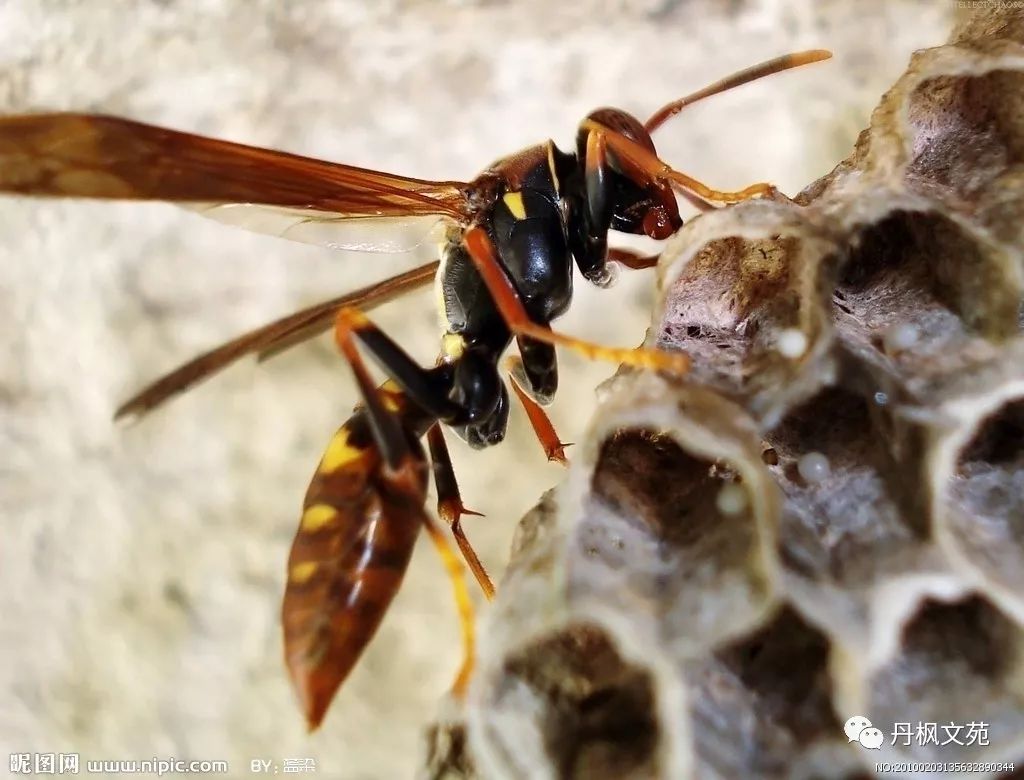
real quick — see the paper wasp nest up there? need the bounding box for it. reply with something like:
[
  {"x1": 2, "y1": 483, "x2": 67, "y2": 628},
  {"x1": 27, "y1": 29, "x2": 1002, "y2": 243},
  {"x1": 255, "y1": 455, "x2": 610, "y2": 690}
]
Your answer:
[{"x1": 426, "y1": 8, "x2": 1024, "y2": 780}]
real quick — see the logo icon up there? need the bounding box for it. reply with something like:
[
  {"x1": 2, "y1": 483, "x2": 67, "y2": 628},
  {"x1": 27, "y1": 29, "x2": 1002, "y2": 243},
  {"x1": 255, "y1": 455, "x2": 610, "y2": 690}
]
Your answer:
[{"x1": 844, "y1": 716, "x2": 884, "y2": 750}]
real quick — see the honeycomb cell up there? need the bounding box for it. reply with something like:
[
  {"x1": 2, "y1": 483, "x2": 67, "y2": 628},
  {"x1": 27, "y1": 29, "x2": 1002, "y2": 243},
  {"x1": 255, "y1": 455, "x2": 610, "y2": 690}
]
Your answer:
[
  {"x1": 687, "y1": 608, "x2": 852, "y2": 780},
  {"x1": 946, "y1": 397, "x2": 1024, "y2": 603},
  {"x1": 835, "y1": 210, "x2": 1018, "y2": 360},
  {"x1": 656, "y1": 206, "x2": 841, "y2": 427},
  {"x1": 906, "y1": 71, "x2": 1024, "y2": 202},
  {"x1": 577, "y1": 428, "x2": 771, "y2": 649},
  {"x1": 485, "y1": 625, "x2": 662, "y2": 780},
  {"x1": 868, "y1": 595, "x2": 1024, "y2": 762}
]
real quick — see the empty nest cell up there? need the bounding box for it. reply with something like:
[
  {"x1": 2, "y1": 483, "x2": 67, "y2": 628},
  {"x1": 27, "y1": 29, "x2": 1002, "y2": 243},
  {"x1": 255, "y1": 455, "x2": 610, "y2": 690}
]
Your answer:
[
  {"x1": 946, "y1": 396, "x2": 1024, "y2": 597},
  {"x1": 659, "y1": 234, "x2": 814, "y2": 395},
  {"x1": 834, "y1": 210, "x2": 1017, "y2": 381},
  {"x1": 686, "y1": 607, "x2": 847, "y2": 780},
  {"x1": 576, "y1": 428, "x2": 772, "y2": 648},
  {"x1": 905, "y1": 69, "x2": 1024, "y2": 202},
  {"x1": 868, "y1": 594, "x2": 1024, "y2": 760},
  {"x1": 495, "y1": 625, "x2": 661, "y2": 780}
]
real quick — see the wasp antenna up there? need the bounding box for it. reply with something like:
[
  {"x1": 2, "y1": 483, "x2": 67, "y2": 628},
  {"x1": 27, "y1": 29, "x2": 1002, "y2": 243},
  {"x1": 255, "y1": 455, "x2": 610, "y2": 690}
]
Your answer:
[{"x1": 644, "y1": 49, "x2": 832, "y2": 134}]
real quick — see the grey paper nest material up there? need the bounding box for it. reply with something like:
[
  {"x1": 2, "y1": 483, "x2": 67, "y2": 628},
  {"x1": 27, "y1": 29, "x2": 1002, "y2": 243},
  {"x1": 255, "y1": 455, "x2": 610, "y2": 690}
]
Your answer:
[{"x1": 427, "y1": 9, "x2": 1024, "y2": 780}]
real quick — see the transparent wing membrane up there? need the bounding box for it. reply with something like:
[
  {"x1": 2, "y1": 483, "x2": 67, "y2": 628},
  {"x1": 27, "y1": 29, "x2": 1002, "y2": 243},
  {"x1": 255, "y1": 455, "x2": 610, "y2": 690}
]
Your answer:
[{"x1": 187, "y1": 204, "x2": 452, "y2": 253}]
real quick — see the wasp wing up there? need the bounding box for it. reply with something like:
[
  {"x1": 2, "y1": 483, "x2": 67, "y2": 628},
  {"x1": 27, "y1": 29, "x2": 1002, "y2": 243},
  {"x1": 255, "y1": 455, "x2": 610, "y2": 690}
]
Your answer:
[
  {"x1": 186, "y1": 204, "x2": 452, "y2": 253},
  {"x1": 0, "y1": 113, "x2": 473, "y2": 222},
  {"x1": 115, "y1": 261, "x2": 439, "y2": 420}
]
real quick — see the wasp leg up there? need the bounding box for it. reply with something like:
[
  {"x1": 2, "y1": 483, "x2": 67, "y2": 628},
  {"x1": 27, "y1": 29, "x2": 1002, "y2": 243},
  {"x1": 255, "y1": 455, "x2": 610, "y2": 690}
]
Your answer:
[
  {"x1": 506, "y1": 356, "x2": 571, "y2": 466},
  {"x1": 573, "y1": 132, "x2": 713, "y2": 285},
  {"x1": 582, "y1": 119, "x2": 785, "y2": 205},
  {"x1": 427, "y1": 425, "x2": 495, "y2": 601},
  {"x1": 334, "y1": 308, "x2": 463, "y2": 426},
  {"x1": 607, "y1": 247, "x2": 661, "y2": 271},
  {"x1": 515, "y1": 336, "x2": 558, "y2": 405},
  {"x1": 573, "y1": 130, "x2": 613, "y2": 282},
  {"x1": 333, "y1": 307, "x2": 477, "y2": 697},
  {"x1": 463, "y1": 227, "x2": 690, "y2": 375},
  {"x1": 421, "y1": 508, "x2": 477, "y2": 697}
]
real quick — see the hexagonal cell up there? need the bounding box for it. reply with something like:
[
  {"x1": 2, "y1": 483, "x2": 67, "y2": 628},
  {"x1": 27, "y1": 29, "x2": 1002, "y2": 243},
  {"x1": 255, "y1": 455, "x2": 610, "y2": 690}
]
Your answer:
[
  {"x1": 868, "y1": 594, "x2": 1024, "y2": 762},
  {"x1": 686, "y1": 607, "x2": 859, "y2": 780},
  {"x1": 481, "y1": 624, "x2": 661, "y2": 780},
  {"x1": 946, "y1": 396, "x2": 1024, "y2": 599},
  {"x1": 661, "y1": 234, "x2": 804, "y2": 374},
  {"x1": 764, "y1": 388, "x2": 944, "y2": 646},
  {"x1": 833, "y1": 209, "x2": 1018, "y2": 382},
  {"x1": 656, "y1": 218, "x2": 836, "y2": 423},
  {"x1": 575, "y1": 428, "x2": 773, "y2": 650},
  {"x1": 906, "y1": 70, "x2": 1024, "y2": 202}
]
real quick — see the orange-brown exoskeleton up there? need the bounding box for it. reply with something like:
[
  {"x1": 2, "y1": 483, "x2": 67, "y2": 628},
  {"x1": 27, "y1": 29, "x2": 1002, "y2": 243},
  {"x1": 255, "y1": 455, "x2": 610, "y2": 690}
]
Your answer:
[{"x1": 0, "y1": 50, "x2": 829, "y2": 728}]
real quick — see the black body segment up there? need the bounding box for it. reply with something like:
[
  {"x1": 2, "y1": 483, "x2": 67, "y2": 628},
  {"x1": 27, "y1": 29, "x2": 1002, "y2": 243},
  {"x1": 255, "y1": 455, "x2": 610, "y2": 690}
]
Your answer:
[{"x1": 429, "y1": 115, "x2": 683, "y2": 444}]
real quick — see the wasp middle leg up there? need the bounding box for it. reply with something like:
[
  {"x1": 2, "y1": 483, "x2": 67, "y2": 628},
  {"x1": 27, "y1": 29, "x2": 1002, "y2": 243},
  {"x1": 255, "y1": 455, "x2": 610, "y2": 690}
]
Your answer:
[
  {"x1": 506, "y1": 355, "x2": 571, "y2": 466},
  {"x1": 462, "y1": 226, "x2": 691, "y2": 375}
]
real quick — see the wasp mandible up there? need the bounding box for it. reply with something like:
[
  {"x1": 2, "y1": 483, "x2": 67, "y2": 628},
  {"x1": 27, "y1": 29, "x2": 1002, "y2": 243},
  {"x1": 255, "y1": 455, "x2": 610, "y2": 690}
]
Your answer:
[{"x1": 0, "y1": 50, "x2": 830, "y2": 728}]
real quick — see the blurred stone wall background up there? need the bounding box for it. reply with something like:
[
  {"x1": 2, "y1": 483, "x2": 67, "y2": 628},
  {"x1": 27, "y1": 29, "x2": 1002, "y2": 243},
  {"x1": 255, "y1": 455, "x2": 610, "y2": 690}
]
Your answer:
[{"x1": 0, "y1": 1, "x2": 955, "y2": 777}]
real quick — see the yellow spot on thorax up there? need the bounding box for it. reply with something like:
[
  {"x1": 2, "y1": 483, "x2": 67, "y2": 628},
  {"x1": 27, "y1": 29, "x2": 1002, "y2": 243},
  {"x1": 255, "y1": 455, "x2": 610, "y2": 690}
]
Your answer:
[
  {"x1": 502, "y1": 191, "x2": 527, "y2": 220},
  {"x1": 290, "y1": 561, "x2": 319, "y2": 584},
  {"x1": 546, "y1": 142, "x2": 560, "y2": 194},
  {"x1": 442, "y1": 332, "x2": 467, "y2": 360},
  {"x1": 301, "y1": 503, "x2": 339, "y2": 532},
  {"x1": 319, "y1": 428, "x2": 363, "y2": 473}
]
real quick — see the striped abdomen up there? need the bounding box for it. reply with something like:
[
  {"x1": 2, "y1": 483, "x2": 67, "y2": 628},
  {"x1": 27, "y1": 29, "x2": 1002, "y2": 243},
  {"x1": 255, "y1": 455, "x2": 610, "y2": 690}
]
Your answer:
[{"x1": 282, "y1": 391, "x2": 430, "y2": 729}]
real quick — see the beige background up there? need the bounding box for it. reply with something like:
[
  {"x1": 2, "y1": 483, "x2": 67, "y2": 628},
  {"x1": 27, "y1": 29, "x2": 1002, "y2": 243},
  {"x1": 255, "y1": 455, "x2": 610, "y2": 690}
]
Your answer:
[{"x1": 0, "y1": 2, "x2": 955, "y2": 777}]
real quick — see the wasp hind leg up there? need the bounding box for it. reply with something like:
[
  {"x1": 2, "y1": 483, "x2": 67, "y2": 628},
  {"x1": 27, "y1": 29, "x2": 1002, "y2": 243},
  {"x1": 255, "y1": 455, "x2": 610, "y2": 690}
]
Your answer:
[
  {"x1": 427, "y1": 424, "x2": 495, "y2": 601},
  {"x1": 334, "y1": 306, "x2": 497, "y2": 598},
  {"x1": 333, "y1": 307, "x2": 477, "y2": 697}
]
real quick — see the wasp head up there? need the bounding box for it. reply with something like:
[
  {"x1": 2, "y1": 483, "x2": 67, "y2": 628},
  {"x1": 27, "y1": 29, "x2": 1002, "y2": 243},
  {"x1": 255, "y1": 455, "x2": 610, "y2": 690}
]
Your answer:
[{"x1": 577, "y1": 108, "x2": 681, "y2": 241}]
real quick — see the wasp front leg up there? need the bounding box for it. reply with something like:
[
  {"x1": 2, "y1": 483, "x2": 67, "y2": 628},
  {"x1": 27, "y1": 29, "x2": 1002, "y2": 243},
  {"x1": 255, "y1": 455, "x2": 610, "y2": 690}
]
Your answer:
[
  {"x1": 582, "y1": 119, "x2": 784, "y2": 205},
  {"x1": 572, "y1": 127, "x2": 713, "y2": 285},
  {"x1": 572, "y1": 129, "x2": 615, "y2": 285}
]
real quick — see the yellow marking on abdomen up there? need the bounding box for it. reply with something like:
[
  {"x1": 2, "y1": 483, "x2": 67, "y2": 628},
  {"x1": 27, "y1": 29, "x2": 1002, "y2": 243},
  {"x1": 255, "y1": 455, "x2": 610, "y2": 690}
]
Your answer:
[
  {"x1": 301, "y1": 503, "x2": 340, "y2": 532},
  {"x1": 503, "y1": 191, "x2": 527, "y2": 220},
  {"x1": 289, "y1": 561, "x2": 319, "y2": 584},
  {"x1": 319, "y1": 428, "x2": 364, "y2": 473}
]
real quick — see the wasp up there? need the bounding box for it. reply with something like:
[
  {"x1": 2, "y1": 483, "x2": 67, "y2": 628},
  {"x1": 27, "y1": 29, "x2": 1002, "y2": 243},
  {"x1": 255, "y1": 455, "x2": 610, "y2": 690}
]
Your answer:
[{"x1": 0, "y1": 50, "x2": 829, "y2": 729}]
